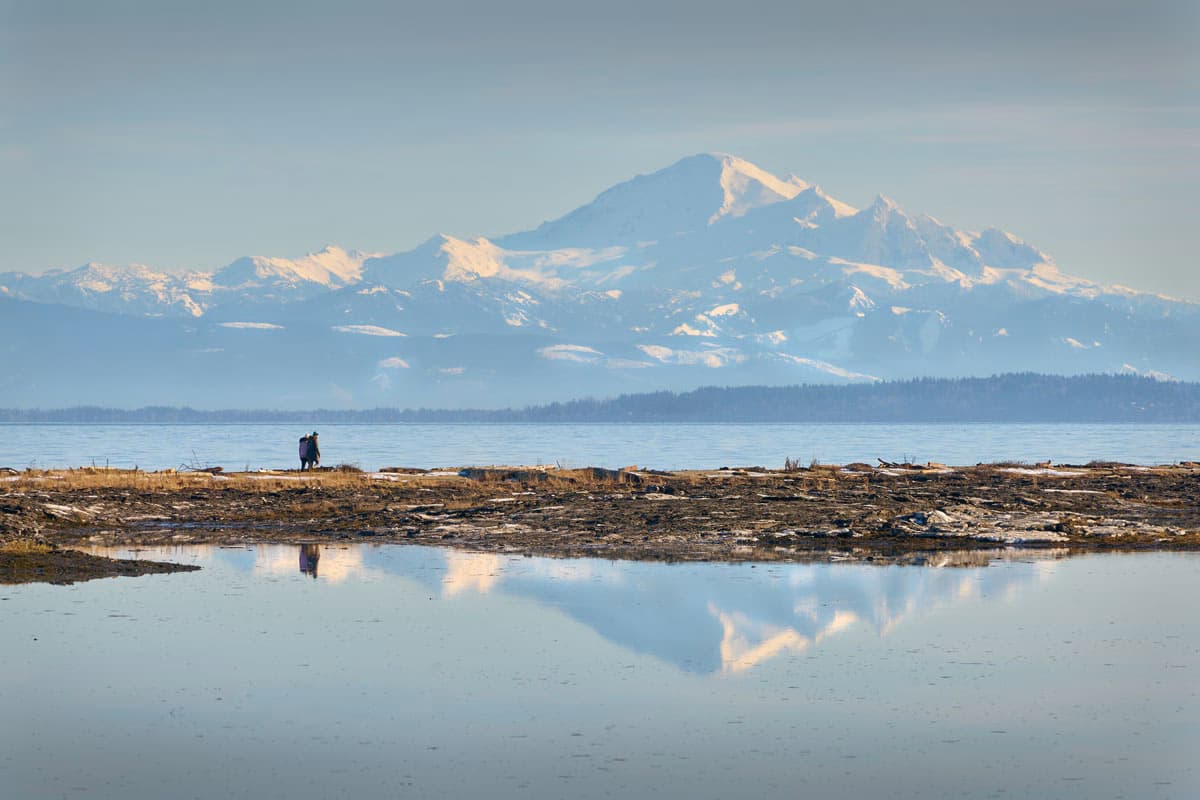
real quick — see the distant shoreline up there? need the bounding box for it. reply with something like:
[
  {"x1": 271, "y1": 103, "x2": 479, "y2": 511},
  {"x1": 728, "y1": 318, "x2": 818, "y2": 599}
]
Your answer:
[{"x1": 2, "y1": 373, "x2": 1199, "y2": 424}]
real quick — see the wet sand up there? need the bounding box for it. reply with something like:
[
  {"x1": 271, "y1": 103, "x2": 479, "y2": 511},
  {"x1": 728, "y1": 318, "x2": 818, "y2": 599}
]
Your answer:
[{"x1": 2, "y1": 462, "x2": 1198, "y2": 582}]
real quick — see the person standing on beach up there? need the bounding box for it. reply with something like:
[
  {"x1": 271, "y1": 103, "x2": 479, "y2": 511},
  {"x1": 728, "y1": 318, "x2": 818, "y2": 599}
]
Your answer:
[
  {"x1": 299, "y1": 435, "x2": 312, "y2": 471},
  {"x1": 307, "y1": 432, "x2": 321, "y2": 470}
]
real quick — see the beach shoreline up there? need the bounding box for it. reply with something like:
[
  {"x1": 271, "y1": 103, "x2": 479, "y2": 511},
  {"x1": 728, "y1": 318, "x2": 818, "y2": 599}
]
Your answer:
[{"x1": 3, "y1": 462, "x2": 1198, "y2": 583}]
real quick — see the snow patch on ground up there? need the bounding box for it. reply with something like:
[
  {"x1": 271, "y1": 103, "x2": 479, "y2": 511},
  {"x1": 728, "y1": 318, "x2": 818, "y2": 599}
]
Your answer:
[
  {"x1": 605, "y1": 357, "x2": 654, "y2": 369},
  {"x1": 672, "y1": 322, "x2": 716, "y2": 337},
  {"x1": 538, "y1": 344, "x2": 604, "y2": 364},
  {"x1": 638, "y1": 344, "x2": 744, "y2": 368},
  {"x1": 219, "y1": 322, "x2": 284, "y2": 330},
  {"x1": 527, "y1": 246, "x2": 628, "y2": 269},
  {"x1": 755, "y1": 330, "x2": 788, "y2": 345},
  {"x1": 847, "y1": 286, "x2": 874, "y2": 310},
  {"x1": 1121, "y1": 363, "x2": 1177, "y2": 382},
  {"x1": 333, "y1": 325, "x2": 406, "y2": 337},
  {"x1": 829, "y1": 259, "x2": 909, "y2": 291},
  {"x1": 538, "y1": 345, "x2": 653, "y2": 370},
  {"x1": 708, "y1": 303, "x2": 740, "y2": 317},
  {"x1": 775, "y1": 353, "x2": 879, "y2": 381}
]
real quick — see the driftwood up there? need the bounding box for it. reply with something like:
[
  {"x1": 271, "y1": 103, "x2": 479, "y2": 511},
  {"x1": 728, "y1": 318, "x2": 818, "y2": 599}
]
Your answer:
[
  {"x1": 458, "y1": 467, "x2": 549, "y2": 483},
  {"x1": 877, "y1": 459, "x2": 945, "y2": 471},
  {"x1": 457, "y1": 466, "x2": 643, "y2": 485}
]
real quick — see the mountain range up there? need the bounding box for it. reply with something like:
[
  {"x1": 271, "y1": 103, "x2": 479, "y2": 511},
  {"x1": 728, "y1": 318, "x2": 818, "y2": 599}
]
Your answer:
[{"x1": 2, "y1": 153, "x2": 1196, "y2": 408}]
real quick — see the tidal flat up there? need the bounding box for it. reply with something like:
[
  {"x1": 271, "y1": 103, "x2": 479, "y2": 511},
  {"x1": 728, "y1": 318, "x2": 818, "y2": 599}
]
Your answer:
[
  {"x1": 3, "y1": 545, "x2": 1198, "y2": 799},
  {"x1": 2, "y1": 461, "x2": 1198, "y2": 583}
]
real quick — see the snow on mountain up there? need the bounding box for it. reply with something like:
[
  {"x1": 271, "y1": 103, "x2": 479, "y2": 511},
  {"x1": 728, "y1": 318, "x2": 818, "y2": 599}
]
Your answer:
[
  {"x1": 498, "y1": 153, "x2": 808, "y2": 251},
  {"x1": 212, "y1": 245, "x2": 373, "y2": 291},
  {"x1": 708, "y1": 153, "x2": 810, "y2": 222},
  {"x1": 1, "y1": 245, "x2": 379, "y2": 318},
  {"x1": 0, "y1": 262, "x2": 208, "y2": 317},
  {"x1": 362, "y1": 234, "x2": 635, "y2": 291},
  {"x1": 971, "y1": 228, "x2": 1050, "y2": 270},
  {"x1": 3, "y1": 152, "x2": 1197, "y2": 408}
]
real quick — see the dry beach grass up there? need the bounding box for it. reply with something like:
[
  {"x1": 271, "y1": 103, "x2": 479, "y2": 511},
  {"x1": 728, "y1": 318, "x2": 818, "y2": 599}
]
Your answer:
[{"x1": 3, "y1": 461, "x2": 1199, "y2": 583}]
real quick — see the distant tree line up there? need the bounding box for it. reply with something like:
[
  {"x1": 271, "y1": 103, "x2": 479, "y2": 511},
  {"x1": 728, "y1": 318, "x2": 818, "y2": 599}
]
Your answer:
[{"x1": 3, "y1": 374, "x2": 1199, "y2": 423}]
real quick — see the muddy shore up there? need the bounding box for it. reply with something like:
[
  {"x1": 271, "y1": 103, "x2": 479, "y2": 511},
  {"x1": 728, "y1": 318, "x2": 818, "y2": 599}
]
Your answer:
[
  {"x1": 2, "y1": 461, "x2": 1197, "y2": 583},
  {"x1": 0, "y1": 542, "x2": 199, "y2": 585}
]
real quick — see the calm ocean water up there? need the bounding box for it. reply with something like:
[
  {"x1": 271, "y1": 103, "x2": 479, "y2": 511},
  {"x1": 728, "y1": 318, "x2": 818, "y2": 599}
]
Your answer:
[
  {"x1": 3, "y1": 546, "x2": 1197, "y2": 799},
  {"x1": 0, "y1": 422, "x2": 1197, "y2": 471}
]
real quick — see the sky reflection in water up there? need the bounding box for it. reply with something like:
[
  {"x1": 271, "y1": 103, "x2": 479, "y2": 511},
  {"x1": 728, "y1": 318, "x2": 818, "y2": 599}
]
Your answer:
[{"x1": 2, "y1": 545, "x2": 1197, "y2": 799}]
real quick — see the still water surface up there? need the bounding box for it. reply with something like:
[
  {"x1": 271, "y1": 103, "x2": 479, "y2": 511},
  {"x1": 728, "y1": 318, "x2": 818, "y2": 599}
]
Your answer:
[
  {"x1": 2, "y1": 422, "x2": 1199, "y2": 470},
  {"x1": 2, "y1": 546, "x2": 1197, "y2": 798}
]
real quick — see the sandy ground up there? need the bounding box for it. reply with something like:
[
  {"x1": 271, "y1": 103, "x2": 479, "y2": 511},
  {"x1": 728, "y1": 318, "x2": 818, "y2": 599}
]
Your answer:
[{"x1": 2, "y1": 462, "x2": 1197, "y2": 583}]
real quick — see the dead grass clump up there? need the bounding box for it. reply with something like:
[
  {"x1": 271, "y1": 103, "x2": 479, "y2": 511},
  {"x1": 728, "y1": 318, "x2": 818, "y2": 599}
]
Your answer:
[
  {"x1": 456, "y1": 466, "x2": 640, "y2": 490},
  {"x1": 556, "y1": 467, "x2": 641, "y2": 487},
  {"x1": 0, "y1": 539, "x2": 52, "y2": 555},
  {"x1": 13, "y1": 469, "x2": 220, "y2": 492},
  {"x1": 300, "y1": 470, "x2": 372, "y2": 489}
]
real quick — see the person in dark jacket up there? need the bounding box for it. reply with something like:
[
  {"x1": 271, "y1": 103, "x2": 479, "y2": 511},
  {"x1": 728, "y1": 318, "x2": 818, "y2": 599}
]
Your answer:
[{"x1": 299, "y1": 435, "x2": 311, "y2": 471}]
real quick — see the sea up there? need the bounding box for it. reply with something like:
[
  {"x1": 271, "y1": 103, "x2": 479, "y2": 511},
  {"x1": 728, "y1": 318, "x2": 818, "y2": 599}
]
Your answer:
[{"x1": 2, "y1": 422, "x2": 1199, "y2": 471}]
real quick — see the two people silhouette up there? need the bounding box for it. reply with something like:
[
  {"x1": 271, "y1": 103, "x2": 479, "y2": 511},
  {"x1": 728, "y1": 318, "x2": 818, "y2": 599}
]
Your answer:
[{"x1": 299, "y1": 431, "x2": 321, "y2": 471}]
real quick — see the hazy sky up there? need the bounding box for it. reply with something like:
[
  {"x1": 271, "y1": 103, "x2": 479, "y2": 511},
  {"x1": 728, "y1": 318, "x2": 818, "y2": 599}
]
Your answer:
[{"x1": 2, "y1": 0, "x2": 1197, "y2": 298}]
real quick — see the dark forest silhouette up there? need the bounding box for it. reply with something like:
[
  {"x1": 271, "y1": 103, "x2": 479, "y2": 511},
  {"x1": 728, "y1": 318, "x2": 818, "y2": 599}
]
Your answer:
[{"x1": 3, "y1": 374, "x2": 1198, "y2": 423}]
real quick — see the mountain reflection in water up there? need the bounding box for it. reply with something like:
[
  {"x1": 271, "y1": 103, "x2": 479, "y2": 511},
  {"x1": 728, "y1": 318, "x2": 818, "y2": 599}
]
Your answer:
[{"x1": 110, "y1": 544, "x2": 1061, "y2": 675}]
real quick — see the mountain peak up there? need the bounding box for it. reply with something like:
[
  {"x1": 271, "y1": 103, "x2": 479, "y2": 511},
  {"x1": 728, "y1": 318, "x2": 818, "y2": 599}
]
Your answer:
[
  {"x1": 972, "y1": 227, "x2": 1052, "y2": 269},
  {"x1": 500, "y1": 153, "x2": 808, "y2": 250},
  {"x1": 870, "y1": 194, "x2": 902, "y2": 212},
  {"x1": 807, "y1": 185, "x2": 859, "y2": 217},
  {"x1": 701, "y1": 153, "x2": 808, "y2": 223},
  {"x1": 213, "y1": 245, "x2": 371, "y2": 289}
]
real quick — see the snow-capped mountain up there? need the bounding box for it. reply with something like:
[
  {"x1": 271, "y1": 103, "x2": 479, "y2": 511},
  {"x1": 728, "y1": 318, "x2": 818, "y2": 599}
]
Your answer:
[
  {"x1": 0, "y1": 262, "x2": 210, "y2": 317},
  {"x1": 211, "y1": 245, "x2": 373, "y2": 297},
  {"x1": 0, "y1": 245, "x2": 377, "y2": 318},
  {"x1": 2, "y1": 153, "x2": 1196, "y2": 408}
]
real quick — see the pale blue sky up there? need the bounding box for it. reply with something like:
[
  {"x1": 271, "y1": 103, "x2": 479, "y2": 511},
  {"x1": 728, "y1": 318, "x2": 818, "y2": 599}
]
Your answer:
[{"x1": 2, "y1": 0, "x2": 1197, "y2": 297}]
